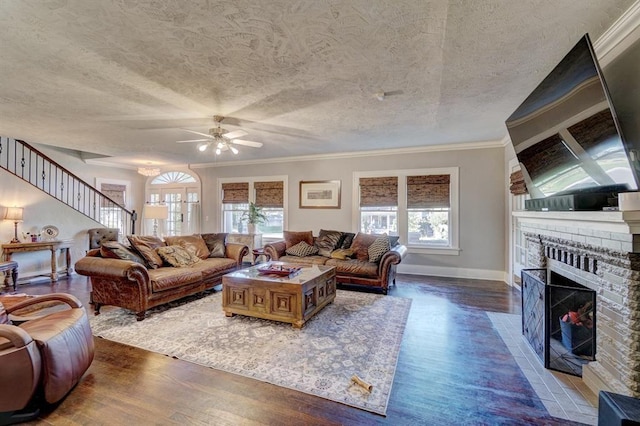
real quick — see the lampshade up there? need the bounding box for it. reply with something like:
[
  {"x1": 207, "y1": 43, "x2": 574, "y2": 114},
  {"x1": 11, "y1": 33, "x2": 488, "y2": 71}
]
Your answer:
[
  {"x1": 144, "y1": 205, "x2": 168, "y2": 220},
  {"x1": 3, "y1": 207, "x2": 23, "y2": 222},
  {"x1": 138, "y1": 167, "x2": 161, "y2": 177}
]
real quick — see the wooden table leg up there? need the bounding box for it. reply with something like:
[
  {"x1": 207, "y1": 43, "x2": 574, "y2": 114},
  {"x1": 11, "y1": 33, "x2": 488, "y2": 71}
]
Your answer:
[
  {"x1": 50, "y1": 247, "x2": 59, "y2": 281},
  {"x1": 65, "y1": 247, "x2": 71, "y2": 274},
  {"x1": 10, "y1": 266, "x2": 17, "y2": 290}
]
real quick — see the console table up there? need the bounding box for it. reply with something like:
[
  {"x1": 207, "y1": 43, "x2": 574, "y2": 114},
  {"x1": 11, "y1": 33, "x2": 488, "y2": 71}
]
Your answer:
[{"x1": 1, "y1": 240, "x2": 72, "y2": 282}]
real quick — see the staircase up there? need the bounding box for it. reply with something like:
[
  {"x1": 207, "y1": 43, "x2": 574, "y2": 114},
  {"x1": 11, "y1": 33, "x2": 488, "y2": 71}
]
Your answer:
[{"x1": 0, "y1": 137, "x2": 137, "y2": 236}]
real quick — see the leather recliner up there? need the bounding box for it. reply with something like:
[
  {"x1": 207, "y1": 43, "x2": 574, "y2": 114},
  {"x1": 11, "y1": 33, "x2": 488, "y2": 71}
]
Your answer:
[{"x1": 0, "y1": 293, "x2": 94, "y2": 425}]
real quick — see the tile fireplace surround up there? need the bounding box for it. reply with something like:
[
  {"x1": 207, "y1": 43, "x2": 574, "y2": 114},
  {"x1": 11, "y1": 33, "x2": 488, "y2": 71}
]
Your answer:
[{"x1": 513, "y1": 210, "x2": 640, "y2": 398}]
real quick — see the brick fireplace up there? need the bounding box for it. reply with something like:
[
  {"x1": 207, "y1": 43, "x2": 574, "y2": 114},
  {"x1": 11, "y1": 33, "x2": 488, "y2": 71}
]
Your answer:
[{"x1": 514, "y1": 210, "x2": 640, "y2": 397}]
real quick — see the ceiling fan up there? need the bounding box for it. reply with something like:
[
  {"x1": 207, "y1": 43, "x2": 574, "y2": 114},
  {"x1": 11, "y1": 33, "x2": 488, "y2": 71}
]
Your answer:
[{"x1": 176, "y1": 115, "x2": 263, "y2": 155}]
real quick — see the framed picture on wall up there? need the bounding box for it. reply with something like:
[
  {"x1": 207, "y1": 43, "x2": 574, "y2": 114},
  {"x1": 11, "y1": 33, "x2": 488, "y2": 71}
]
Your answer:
[{"x1": 299, "y1": 180, "x2": 341, "y2": 209}]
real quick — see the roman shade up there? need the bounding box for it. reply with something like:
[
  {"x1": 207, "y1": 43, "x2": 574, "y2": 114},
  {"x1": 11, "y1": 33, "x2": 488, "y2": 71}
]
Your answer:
[
  {"x1": 509, "y1": 170, "x2": 528, "y2": 195},
  {"x1": 254, "y1": 181, "x2": 284, "y2": 208},
  {"x1": 407, "y1": 175, "x2": 450, "y2": 208},
  {"x1": 359, "y1": 177, "x2": 398, "y2": 207},
  {"x1": 222, "y1": 182, "x2": 249, "y2": 204},
  {"x1": 100, "y1": 183, "x2": 126, "y2": 207}
]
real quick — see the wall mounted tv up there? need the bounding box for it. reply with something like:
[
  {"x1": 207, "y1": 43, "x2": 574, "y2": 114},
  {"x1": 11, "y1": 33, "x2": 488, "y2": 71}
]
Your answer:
[{"x1": 506, "y1": 34, "x2": 638, "y2": 211}]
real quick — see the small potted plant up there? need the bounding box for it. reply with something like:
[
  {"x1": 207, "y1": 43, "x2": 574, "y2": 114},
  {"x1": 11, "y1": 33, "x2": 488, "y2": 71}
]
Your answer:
[{"x1": 242, "y1": 202, "x2": 267, "y2": 234}]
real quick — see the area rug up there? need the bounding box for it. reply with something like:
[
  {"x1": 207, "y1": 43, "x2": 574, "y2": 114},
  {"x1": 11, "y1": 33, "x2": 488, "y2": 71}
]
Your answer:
[{"x1": 89, "y1": 289, "x2": 411, "y2": 416}]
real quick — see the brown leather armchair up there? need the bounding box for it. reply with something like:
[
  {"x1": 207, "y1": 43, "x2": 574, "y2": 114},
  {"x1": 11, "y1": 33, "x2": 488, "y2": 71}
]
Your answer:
[
  {"x1": 0, "y1": 294, "x2": 94, "y2": 425},
  {"x1": 87, "y1": 227, "x2": 119, "y2": 250}
]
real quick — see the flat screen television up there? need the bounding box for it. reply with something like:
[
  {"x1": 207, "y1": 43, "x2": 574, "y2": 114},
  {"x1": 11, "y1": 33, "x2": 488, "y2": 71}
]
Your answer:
[{"x1": 506, "y1": 34, "x2": 638, "y2": 210}]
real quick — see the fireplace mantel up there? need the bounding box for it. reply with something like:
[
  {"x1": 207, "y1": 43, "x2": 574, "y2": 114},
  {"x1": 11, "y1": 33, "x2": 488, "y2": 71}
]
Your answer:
[{"x1": 513, "y1": 210, "x2": 640, "y2": 235}]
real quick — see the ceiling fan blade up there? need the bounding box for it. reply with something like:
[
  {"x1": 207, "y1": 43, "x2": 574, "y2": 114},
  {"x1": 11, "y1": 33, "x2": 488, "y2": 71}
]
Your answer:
[
  {"x1": 181, "y1": 129, "x2": 212, "y2": 138},
  {"x1": 176, "y1": 138, "x2": 211, "y2": 143},
  {"x1": 232, "y1": 139, "x2": 263, "y2": 148},
  {"x1": 223, "y1": 129, "x2": 249, "y2": 139}
]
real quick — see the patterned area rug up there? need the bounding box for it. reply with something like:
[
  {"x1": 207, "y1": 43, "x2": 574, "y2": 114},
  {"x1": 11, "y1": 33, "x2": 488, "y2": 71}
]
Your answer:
[{"x1": 90, "y1": 289, "x2": 411, "y2": 416}]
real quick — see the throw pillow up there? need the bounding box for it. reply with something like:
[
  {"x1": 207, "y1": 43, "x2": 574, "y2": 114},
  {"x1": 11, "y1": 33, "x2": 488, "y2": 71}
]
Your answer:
[
  {"x1": 100, "y1": 241, "x2": 145, "y2": 264},
  {"x1": 164, "y1": 235, "x2": 210, "y2": 260},
  {"x1": 286, "y1": 241, "x2": 319, "y2": 257},
  {"x1": 127, "y1": 235, "x2": 166, "y2": 269},
  {"x1": 314, "y1": 229, "x2": 343, "y2": 257},
  {"x1": 388, "y1": 235, "x2": 400, "y2": 247},
  {"x1": 337, "y1": 232, "x2": 356, "y2": 249},
  {"x1": 156, "y1": 245, "x2": 201, "y2": 267},
  {"x1": 201, "y1": 233, "x2": 228, "y2": 258},
  {"x1": 330, "y1": 248, "x2": 355, "y2": 260},
  {"x1": 368, "y1": 236, "x2": 391, "y2": 263},
  {"x1": 350, "y1": 232, "x2": 380, "y2": 261},
  {"x1": 283, "y1": 230, "x2": 314, "y2": 249}
]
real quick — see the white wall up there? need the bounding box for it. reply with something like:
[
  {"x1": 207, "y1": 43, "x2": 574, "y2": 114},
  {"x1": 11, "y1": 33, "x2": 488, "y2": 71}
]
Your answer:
[
  {"x1": 195, "y1": 145, "x2": 507, "y2": 280},
  {"x1": 0, "y1": 143, "x2": 146, "y2": 282}
]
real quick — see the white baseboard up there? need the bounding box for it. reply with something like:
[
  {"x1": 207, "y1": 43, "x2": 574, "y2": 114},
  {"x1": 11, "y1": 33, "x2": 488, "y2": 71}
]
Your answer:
[{"x1": 397, "y1": 264, "x2": 506, "y2": 282}]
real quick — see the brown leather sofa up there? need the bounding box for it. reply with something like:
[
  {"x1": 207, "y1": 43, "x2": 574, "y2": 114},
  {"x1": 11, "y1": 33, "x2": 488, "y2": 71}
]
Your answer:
[
  {"x1": 75, "y1": 234, "x2": 248, "y2": 321},
  {"x1": 0, "y1": 293, "x2": 94, "y2": 424},
  {"x1": 264, "y1": 231, "x2": 407, "y2": 294}
]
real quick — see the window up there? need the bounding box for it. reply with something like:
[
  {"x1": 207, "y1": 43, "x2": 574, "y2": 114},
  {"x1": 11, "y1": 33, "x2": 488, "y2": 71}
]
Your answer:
[
  {"x1": 354, "y1": 168, "x2": 459, "y2": 254},
  {"x1": 254, "y1": 181, "x2": 284, "y2": 239},
  {"x1": 220, "y1": 177, "x2": 287, "y2": 238},
  {"x1": 358, "y1": 177, "x2": 398, "y2": 235},
  {"x1": 407, "y1": 175, "x2": 450, "y2": 247},
  {"x1": 95, "y1": 178, "x2": 131, "y2": 233},
  {"x1": 221, "y1": 182, "x2": 249, "y2": 233}
]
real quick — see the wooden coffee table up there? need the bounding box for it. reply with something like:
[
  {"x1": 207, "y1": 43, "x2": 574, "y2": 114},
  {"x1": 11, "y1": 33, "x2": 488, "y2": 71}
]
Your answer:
[{"x1": 222, "y1": 263, "x2": 336, "y2": 328}]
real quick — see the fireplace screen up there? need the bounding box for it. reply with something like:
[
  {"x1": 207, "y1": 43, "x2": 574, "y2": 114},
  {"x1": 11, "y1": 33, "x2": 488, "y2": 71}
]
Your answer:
[
  {"x1": 521, "y1": 269, "x2": 596, "y2": 377},
  {"x1": 547, "y1": 272, "x2": 596, "y2": 376}
]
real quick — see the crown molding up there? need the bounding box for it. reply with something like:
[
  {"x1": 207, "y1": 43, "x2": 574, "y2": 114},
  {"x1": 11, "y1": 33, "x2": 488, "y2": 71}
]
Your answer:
[
  {"x1": 594, "y1": 0, "x2": 640, "y2": 67},
  {"x1": 189, "y1": 139, "x2": 505, "y2": 169}
]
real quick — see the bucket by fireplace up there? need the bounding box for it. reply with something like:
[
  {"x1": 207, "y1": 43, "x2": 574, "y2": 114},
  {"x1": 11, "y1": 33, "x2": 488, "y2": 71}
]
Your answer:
[{"x1": 522, "y1": 269, "x2": 596, "y2": 376}]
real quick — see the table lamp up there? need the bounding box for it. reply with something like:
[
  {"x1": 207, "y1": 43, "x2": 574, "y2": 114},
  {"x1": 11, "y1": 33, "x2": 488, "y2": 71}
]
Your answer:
[
  {"x1": 144, "y1": 204, "x2": 168, "y2": 237},
  {"x1": 3, "y1": 207, "x2": 23, "y2": 243}
]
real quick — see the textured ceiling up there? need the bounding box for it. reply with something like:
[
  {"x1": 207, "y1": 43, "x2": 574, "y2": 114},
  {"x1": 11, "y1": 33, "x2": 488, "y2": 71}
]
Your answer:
[{"x1": 0, "y1": 0, "x2": 634, "y2": 167}]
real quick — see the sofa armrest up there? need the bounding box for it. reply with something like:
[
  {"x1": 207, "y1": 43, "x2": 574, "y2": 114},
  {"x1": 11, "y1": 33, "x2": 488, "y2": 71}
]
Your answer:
[
  {"x1": 264, "y1": 240, "x2": 286, "y2": 260},
  {"x1": 377, "y1": 245, "x2": 407, "y2": 278},
  {"x1": 75, "y1": 257, "x2": 150, "y2": 285},
  {"x1": 225, "y1": 243, "x2": 249, "y2": 266}
]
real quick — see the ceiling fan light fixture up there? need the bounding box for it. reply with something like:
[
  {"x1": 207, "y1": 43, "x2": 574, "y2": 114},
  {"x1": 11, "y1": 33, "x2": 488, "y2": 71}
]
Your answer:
[
  {"x1": 215, "y1": 147, "x2": 221, "y2": 155},
  {"x1": 197, "y1": 142, "x2": 209, "y2": 152},
  {"x1": 217, "y1": 141, "x2": 224, "y2": 149},
  {"x1": 230, "y1": 146, "x2": 239, "y2": 155}
]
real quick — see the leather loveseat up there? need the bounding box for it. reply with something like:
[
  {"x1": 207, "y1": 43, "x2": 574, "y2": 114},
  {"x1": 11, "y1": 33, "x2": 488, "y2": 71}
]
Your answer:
[
  {"x1": 75, "y1": 234, "x2": 248, "y2": 321},
  {"x1": 264, "y1": 230, "x2": 407, "y2": 294}
]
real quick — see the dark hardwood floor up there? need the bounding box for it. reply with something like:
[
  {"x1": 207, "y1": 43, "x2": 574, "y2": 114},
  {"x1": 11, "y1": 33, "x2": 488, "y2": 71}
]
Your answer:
[{"x1": 9, "y1": 274, "x2": 581, "y2": 425}]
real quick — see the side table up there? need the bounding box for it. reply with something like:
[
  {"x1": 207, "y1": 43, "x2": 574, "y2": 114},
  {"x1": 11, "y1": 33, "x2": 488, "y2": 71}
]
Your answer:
[
  {"x1": 0, "y1": 261, "x2": 18, "y2": 290},
  {"x1": 252, "y1": 248, "x2": 271, "y2": 265}
]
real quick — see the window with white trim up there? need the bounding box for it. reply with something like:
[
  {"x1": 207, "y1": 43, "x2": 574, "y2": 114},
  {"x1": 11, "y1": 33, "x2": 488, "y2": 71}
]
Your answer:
[
  {"x1": 407, "y1": 174, "x2": 451, "y2": 247},
  {"x1": 220, "y1": 177, "x2": 286, "y2": 239},
  {"x1": 354, "y1": 168, "x2": 459, "y2": 254},
  {"x1": 358, "y1": 176, "x2": 398, "y2": 236}
]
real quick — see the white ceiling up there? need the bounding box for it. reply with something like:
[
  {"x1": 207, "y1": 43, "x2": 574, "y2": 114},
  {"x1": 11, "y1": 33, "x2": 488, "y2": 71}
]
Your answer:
[{"x1": 0, "y1": 0, "x2": 635, "y2": 168}]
